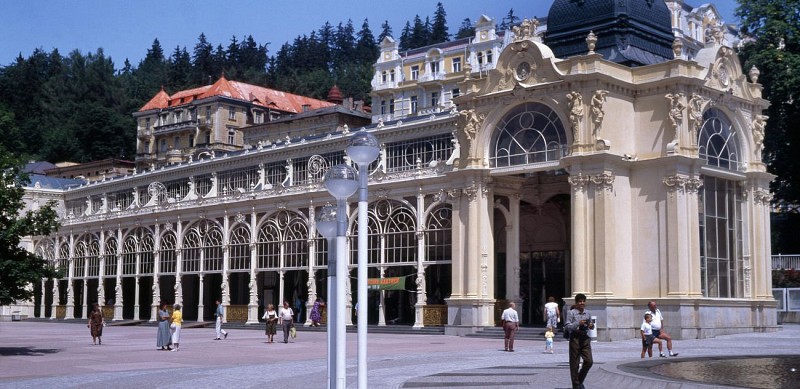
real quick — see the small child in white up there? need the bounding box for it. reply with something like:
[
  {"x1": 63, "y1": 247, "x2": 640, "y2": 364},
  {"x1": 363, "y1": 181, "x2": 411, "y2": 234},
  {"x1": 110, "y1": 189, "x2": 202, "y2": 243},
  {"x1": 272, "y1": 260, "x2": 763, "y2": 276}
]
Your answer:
[
  {"x1": 641, "y1": 313, "x2": 663, "y2": 358},
  {"x1": 544, "y1": 326, "x2": 555, "y2": 354}
]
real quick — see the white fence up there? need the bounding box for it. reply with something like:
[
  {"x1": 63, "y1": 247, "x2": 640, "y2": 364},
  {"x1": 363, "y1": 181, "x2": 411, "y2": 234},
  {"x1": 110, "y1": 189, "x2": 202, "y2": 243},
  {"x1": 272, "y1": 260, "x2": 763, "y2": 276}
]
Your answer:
[{"x1": 772, "y1": 254, "x2": 800, "y2": 270}]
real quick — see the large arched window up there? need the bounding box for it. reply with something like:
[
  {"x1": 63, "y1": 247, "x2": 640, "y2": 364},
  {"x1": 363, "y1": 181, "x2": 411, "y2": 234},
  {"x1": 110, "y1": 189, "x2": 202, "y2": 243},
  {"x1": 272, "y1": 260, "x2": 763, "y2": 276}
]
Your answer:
[
  {"x1": 491, "y1": 102, "x2": 569, "y2": 168},
  {"x1": 257, "y1": 210, "x2": 308, "y2": 270},
  {"x1": 698, "y1": 108, "x2": 745, "y2": 298}
]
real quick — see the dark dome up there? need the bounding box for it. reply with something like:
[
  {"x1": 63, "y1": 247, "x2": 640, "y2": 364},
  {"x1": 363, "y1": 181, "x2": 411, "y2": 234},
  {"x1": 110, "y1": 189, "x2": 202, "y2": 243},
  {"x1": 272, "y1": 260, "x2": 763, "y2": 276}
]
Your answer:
[{"x1": 544, "y1": 0, "x2": 675, "y2": 66}]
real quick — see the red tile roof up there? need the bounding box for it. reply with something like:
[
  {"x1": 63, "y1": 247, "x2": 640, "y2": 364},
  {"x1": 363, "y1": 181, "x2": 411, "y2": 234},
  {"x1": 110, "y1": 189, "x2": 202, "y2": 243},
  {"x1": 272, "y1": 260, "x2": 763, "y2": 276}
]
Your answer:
[{"x1": 138, "y1": 75, "x2": 335, "y2": 113}]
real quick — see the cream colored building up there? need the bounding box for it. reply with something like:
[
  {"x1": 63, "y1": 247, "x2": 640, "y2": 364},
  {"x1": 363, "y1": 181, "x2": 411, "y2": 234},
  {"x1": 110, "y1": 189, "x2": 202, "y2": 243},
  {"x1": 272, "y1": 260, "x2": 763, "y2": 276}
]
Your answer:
[{"x1": 17, "y1": 0, "x2": 777, "y2": 340}]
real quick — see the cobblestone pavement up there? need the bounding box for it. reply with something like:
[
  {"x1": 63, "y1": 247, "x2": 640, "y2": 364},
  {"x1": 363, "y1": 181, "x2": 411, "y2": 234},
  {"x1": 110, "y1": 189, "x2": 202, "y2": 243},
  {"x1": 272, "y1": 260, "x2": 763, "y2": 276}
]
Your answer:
[{"x1": 1, "y1": 321, "x2": 798, "y2": 388}]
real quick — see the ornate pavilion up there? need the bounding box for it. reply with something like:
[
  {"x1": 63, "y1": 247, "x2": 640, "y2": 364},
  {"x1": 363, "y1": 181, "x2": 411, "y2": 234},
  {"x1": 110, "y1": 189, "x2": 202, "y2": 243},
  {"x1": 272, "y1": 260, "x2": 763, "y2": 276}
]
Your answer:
[{"x1": 18, "y1": 0, "x2": 777, "y2": 340}]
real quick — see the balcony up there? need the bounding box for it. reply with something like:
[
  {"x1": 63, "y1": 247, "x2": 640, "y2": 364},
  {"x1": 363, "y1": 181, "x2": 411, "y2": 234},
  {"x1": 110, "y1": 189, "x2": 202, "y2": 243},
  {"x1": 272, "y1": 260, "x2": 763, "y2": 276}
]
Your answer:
[
  {"x1": 418, "y1": 71, "x2": 447, "y2": 84},
  {"x1": 137, "y1": 129, "x2": 152, "y2": 139},
  {"x1": 197, "y1": 117, "x2": 214, "y2": 129},
  {"x1": 154, "y1": 119, "x2": 198, "y2": 134}
]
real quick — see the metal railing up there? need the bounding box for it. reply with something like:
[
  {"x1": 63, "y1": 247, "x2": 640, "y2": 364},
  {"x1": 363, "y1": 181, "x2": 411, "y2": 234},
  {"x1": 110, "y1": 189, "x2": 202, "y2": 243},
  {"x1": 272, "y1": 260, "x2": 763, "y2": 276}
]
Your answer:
[{"x1": 772, "y1": 254, "x2": 800, "y2": 270}]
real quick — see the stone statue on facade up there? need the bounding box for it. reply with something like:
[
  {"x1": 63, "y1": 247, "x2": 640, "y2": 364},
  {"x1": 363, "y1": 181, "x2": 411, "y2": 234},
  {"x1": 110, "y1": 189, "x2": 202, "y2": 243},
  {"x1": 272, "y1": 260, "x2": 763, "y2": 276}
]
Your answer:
[
  {"x1": 590, "y1": 90, "x2": 609, "y2": 133},
  {"x1": 566, "y1": 91, "x2": 584, "y2": 143},
  {"x1": 753, "y1": 114, "x2": 768, "y2": 152},
  {"x1": 665, "y1": 93, "x2": 686, "y2": 144}
]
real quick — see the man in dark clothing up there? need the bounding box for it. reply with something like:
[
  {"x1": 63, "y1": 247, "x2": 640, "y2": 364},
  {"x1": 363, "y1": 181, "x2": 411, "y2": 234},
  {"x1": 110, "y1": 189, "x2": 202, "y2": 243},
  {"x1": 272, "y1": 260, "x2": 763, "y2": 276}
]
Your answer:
[{"x1": 565, "y1": 293, "x2": 594, "y2": 389}]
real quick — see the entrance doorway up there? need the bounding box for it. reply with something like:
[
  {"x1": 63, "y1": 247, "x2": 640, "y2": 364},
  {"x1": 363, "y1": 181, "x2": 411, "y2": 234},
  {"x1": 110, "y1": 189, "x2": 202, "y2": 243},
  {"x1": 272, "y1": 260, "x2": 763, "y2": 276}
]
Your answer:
[{"x1": 520, "y1": 251, "x2": 567, "y2": 325}]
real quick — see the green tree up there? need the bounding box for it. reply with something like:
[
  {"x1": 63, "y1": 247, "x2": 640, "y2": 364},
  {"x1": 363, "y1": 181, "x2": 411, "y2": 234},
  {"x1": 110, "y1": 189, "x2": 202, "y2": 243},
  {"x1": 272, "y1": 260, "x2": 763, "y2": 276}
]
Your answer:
[
  {"x1": 378, "y1": 20, "x2": 393, "y2": 42},
  {"x1": 499, "y1": 8, "x2": 520, "y2": 31},
  {"x1": 0, "y1": 147, "x2": 60, "y2": 305},
  {"x1": 430, "y1": 2, "x2": 449, "y2": 44},
  {"x1": 455, "y1": 18, "x2": 475, "y2": 39},
  {"x1": 736, "y1": 0, "x2": 800, "y2": 253}
]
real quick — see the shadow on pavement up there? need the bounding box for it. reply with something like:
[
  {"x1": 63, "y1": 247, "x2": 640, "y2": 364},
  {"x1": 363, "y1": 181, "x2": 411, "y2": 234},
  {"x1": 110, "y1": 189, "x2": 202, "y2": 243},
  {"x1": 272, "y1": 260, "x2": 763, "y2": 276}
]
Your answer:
[{"x1": 0, "y1": 347, "x2": 61, "y2": 356}]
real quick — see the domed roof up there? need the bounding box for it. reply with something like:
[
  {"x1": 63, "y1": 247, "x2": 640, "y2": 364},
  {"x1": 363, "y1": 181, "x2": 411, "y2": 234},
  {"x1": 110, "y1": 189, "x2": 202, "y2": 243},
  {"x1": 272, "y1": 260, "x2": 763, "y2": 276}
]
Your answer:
[
  {"x1": 544, "y1": 0, "x2": 674, "y2": 66},
  {"x1": 327, "y1": 85, "x2": 344, "y2": 104}
]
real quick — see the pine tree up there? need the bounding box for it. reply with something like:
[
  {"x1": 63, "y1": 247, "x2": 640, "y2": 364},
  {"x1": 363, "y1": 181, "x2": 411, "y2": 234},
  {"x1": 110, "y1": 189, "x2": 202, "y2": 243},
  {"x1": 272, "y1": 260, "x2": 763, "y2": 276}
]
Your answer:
[
  {"x1": 399, "y1": 21, "x2": 413, "y2": 51},
  {"x1": 192, "y1": 33, "x2": 215, "y2": 85},
  {"x1": 499, "y1": 8, "x2": 520, "y2": 31},
  {"x1": 455, "y1": 18, "x2": 475, "y2": 40},
  {"x1": 355, "y1": 19, "x2": 379, "y2": 65},
  {"x1": 430, "y1": 2, "x2": 449, "y2": 44},
  {"x1": 378, "y1": 20, "x2": 393, "y2": 42}
]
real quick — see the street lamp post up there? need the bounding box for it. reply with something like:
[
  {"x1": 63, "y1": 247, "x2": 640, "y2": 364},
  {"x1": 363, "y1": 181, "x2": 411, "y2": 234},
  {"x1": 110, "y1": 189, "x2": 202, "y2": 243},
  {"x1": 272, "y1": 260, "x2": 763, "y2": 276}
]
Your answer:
[
  {"x1": 346, "y1": 131, "x2": 380, "y2": 389},
  {"x1": 323, "y1": 165, "x2": 358, "y2": 389},
  {"x1": 315, "y1": 205, "x2": 337, "y2": 389}
]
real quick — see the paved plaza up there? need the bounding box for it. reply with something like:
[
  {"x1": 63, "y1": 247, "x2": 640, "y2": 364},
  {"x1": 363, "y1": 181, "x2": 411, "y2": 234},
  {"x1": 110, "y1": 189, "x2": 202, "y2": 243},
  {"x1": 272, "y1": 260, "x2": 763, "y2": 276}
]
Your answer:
[{"x1": 1, "y1": 321, "x2": 798, "y2": 388}]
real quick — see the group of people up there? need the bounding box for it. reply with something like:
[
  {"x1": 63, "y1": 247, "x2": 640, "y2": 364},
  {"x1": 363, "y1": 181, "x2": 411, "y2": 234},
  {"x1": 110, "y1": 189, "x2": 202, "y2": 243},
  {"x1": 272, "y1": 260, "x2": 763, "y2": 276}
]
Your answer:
[
  {"x1": 156, "y1": 301, "x2": 183, "y2": 351},
  {"x1": 500, "y1": 296, "x2": 680, "y2": 389}
]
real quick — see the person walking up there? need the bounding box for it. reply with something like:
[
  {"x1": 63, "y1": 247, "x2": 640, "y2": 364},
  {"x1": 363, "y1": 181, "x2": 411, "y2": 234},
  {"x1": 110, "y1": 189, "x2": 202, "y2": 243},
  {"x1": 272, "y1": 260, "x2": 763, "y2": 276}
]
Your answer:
[
  {"x1": 640, "y1": 313, "x2": 663, "y2": 358},
  {"x1": 87, "y1": 303, "x2": 105, "y2": 345},
  {"x1": 565, "y1": 294, "x2": 594, "y2": 389},
  {"x1": 156, "y1": 301, "x2": 172, "y2": 350},
  {"x1": 279, "y1": 301, "x2": 294, "y2": 343},
  {"x1": 645, "y1": 300, "x2": 679, "y2": 357},
  {"x1": 309, "y1": 298, "x2": 324, "y2": 327},
  {"x1": 214, "y1": 299, "x2": 228, "y2": 340},
  {"x1": 544, "y1": 326, "x2": 555, "y2": 354},
  {"x1": 170, "y1": 304, "x2": 183, "y2": 352},
  {"x1": 262, "y1": 303, "x2": 278, "y2": 343},
  {"x1": 500, "y1": 302, "x2": 519, "y2": 352},
  {"x1": 544, "y1": 296, "x2": 561, "y2": 330}
]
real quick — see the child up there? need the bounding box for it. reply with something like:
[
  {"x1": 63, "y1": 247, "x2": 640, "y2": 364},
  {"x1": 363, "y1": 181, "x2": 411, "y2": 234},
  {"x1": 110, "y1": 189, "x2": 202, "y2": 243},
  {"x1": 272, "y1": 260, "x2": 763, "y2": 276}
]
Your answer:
[
  {"x1": 544, "y1": 326, "x2": 555, "y2": 354},
  {"x1": 640, "y1": 313, "x2": 663, "y2": 358}
]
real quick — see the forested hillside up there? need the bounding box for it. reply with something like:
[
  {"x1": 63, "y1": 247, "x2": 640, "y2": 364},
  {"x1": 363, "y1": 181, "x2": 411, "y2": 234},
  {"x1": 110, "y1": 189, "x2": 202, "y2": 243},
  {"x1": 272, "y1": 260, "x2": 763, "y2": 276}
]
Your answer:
[{"x1": 0, "y1": 3, "x2": 520, "y2": 165}]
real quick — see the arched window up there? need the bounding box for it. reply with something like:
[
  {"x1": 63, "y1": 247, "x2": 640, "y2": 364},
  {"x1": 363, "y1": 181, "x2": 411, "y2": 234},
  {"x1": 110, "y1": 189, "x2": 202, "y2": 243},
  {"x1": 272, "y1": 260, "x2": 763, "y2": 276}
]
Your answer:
[
  {"x1": 698, "y1": 108, "x2": 741, "y2": 171},
  {"x1": 257, "y1": 210, "x2": 308, "y2": 270},
  {"x1": 697, "y1": 108, "x2": 745, "y2": 298},
  {"x1": 159, "y1": 231, "x2": 177, "y2": 274},
  {"x1": 491, "y1": 102, "x2": 569, "y2": 168},
  {"x1": 229, "y1": 224, "x2": 251, "y2": 271}
]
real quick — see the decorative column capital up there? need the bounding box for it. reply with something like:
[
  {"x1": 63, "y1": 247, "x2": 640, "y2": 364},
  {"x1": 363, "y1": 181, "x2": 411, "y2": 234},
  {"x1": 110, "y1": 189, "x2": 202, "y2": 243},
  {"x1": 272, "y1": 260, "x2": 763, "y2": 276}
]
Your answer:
[
  {"x1": 685, "y1": 177, "x2": 703, "y2": 193},
  {"x1": 663, "y1": 174, "x2": 687, "y2": 194},
  {"x1": 591, "y1": 173, "x2": 615, "y2": 192},
  {"x1": 568, "y1": 173, "x2": 590, "y2": 192}
]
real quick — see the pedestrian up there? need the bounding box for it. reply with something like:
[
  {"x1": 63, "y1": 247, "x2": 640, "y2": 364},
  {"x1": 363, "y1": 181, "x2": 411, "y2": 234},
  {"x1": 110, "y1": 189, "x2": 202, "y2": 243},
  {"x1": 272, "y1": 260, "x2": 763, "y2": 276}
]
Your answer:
[
  {"x1": 279, "y1": 301, "x2": 294, "y2": 343},
  {"x1": 156, "y1": 301, "x2": 172, "y2": 350},
  {"x1": 310, "y1": 298, "x2": 324, "y2": 327},
  {"x1": 644, "y1": 300, "x2": 679, "y2": 357},
  {"x1": 262, "y1": 303, "x2": 278, "y2": 343},
  {"x1": 640, "y1": 313, "x2": 663, "y2": 358},
  {"x1": 214, "y1": 299, "x2": 228, "y2": 340},
  {"x1": 544, "y1": 326, "x2": 555, "y2": 354},
  {"x1": 170, "y1": 304, "x2": 182, "y2": 352},
  {"x1": 87, "y1": 303, "x2": 105, "y2": 345},
  {"x1": 294, "y1": 295, "x2": 303, "y2": 323},
  {"x1": 500, "y1": 302, "x2": 519, "y2": 352},
  {"x1": 565, "y1": 293, "x2": 594, "y2": 389},
  {"x1": 544, "y1": 296, "x2": 561, "y2": 329}
]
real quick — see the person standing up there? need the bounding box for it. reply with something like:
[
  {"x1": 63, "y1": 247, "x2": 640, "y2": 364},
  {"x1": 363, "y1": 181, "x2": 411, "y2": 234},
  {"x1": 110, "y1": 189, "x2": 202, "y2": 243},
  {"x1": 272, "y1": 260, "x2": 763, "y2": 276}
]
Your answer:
[
  {"x1": 87, "y1": 303, "x2": 105, "y2": 345},
  {"x1": 565, "y1": 294, "x2": 594, "y2": 389},
  {"x1": 544, "y1": 326, "x2": 555, "y2": 354},
  {"x1": 279, "y1": 301, "x2": 294, "y2": 343},
  {"x1": 544, "y1": 296, "x2": 561, "y2": 330},
  {"x1": 214, "y1": 299, "x2": 228, "y2": 340},
  {"x1": 500, "y1": 302, "x2": 519, "y2": 352},
  {"x1": 156, "y1": 302, "x2": 172, "y2": 350},
  {"x1": 645, "y1": 300, "x2": 679, "y2": 357},
  {"x1": 309, "y1": 298, "x2": 324, "y2": 327},
  {"x1": 170, "y1": 304, "x2": 183, "y2": 352},
  {"x1": 262, "y1": 304, "x2": 278, "y2": 343}
]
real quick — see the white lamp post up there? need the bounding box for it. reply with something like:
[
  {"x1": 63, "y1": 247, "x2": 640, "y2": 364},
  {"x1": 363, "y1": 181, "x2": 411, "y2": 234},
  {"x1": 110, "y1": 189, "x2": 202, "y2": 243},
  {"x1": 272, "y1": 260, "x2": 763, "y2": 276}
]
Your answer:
[
  {"x1": 346, "y1": 130, "x2": 380, "y2": 389},
  {"x1": 323, "y1": 164, "x2": 358, "y2": 389},
  {"x1": 315, "y1": 205, "x2": 337, "y2": 389}
]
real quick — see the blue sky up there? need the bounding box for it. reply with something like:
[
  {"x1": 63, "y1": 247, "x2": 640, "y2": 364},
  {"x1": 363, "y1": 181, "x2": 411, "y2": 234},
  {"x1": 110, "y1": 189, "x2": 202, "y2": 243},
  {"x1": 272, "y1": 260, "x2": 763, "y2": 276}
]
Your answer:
[{"x1": 0, "y1": 0, "x2": 738, "y2": 69}]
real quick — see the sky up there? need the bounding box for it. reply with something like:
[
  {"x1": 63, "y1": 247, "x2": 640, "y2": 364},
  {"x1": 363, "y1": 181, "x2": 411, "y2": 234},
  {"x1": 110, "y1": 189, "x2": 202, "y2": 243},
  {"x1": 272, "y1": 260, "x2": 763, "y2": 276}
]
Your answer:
[{"x1": 0, "y1": 0, "x2": 739, "y2": 69}]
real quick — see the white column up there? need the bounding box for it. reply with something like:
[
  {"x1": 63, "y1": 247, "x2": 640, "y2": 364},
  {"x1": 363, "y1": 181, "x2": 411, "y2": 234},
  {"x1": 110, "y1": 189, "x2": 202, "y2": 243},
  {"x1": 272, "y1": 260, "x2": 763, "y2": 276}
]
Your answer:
[
  {"x1": 39, "y1": 279, "x2": 46, "y2": 318},
  {"x1": 378, "y1": 267, "x2": 386, "y2": 326},
  {"x1": 151, "y1": 223, "x2": 161, "y2": 322},
  {"x1": 98, "y1": 230, "x2": 106, "y2": 310},
  {"x1": 413, "y1": 191, "x2": 427, "y2": 329},
  {"x1": 134, "y1": 276, "x2": 141, "y2": 320},
  {"x1": 506, "y1": 194, "x2": 521, "y2": 303},
  {"x1": 247, "y1": 207, "x2": 259, "y2": 324},
  {"x1": 113, "y1": 228, "x2": 123, "y2": 321},
  {"x1": 198, "y1": 274, "x2": 205, "y2": 322},
  {"x1": 305, "y1": 204, "x2": 317, "y2": 327},
  {"x1": 81, "y1": 279, "x2": 88, "y2": 319},
  {"x1": 65, "y1": 234, "x2": 75, "y2": 320},
  {"x1": 175, "y1": 219, "x2": 183, "y2": 306}
]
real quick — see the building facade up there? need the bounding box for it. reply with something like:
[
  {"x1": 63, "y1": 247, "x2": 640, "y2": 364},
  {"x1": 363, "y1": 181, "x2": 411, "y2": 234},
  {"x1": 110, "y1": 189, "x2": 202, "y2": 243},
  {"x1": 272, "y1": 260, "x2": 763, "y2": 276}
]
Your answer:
[{"x1": 18, "y1": 0, "x2": 777, "y2": 340}]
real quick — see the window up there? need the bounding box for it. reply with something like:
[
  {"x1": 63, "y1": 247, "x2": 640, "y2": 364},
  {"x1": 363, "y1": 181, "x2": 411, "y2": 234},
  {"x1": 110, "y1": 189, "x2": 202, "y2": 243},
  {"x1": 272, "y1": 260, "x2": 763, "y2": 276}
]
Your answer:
[
  {"x1": 145, "y1": 118, "x2": 151, "y2": 130},
  {"x1": 228, "y1": 106, "x2": 236, "y2": 120},
  {"x1": 697, "y1": 108, "x2": 745, "y2": 298},
  {"x1": 490, "y1": 102, "x2": 569, "y2": 167},
  {"x1": 254, "y1": 111, "x2": 264, "y2": 124},
  {"x1": 452, "y1": 88, "x2": 460, "y2": 98},
  {"x1": 410, "y1": 95, "x2": 418, "y2": 114},
  {"x1": 189, "y1": 136, "x2": 194, "y2": 148},
  {"x1": 411, "y1": 65, "x2": 419, "y2": 80},
  {"x1": 390, "y1": 69, "x2": 395, "y2": 82},
  {"x1": 431, "y1": 92, "x2": 439, "y2": 107},
  {"x1": 430, "y1": 61, "x2": 439, "y2": 74},
  {"x1": 380, "y1": 100, "x2": 387, "y2": 115},
  {"x1": 144, "y1": 141, "x2": 150, "y2": 152},
  {"x1": 381, "y1": 71, "x2": 387, "y2": 84},
  {"x1": 228, "y1": 128, "x2": 236, "y2": 144},
  {"x1": 389, "y1": 99, "x2": 395, "y2": 114},
  {"x1": 205, "y1": 132, "x2": 211, "y2": 144},
  {"x1": 486, "y1": 50, "x2": 493, "y2": 64},
  {"x1": 477, "y1": 52, "x2": 484, "y2": 65},
  {"x1": 452, "y1": 57, "x2": 461, "y2": 73},
  {"x1": 160, "y1": 139, "x2": 167, "y2": 152},
  {"x1": 174, "y1": 136, "x2": 180, "y2": 148}
]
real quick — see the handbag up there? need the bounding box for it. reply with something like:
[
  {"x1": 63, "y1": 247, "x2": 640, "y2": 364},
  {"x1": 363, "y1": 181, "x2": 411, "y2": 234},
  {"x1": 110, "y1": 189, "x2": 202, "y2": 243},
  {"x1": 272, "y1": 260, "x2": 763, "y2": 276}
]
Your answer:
[{"x1": 290, "y1": 326, "x2": 297, "y2": 338}]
